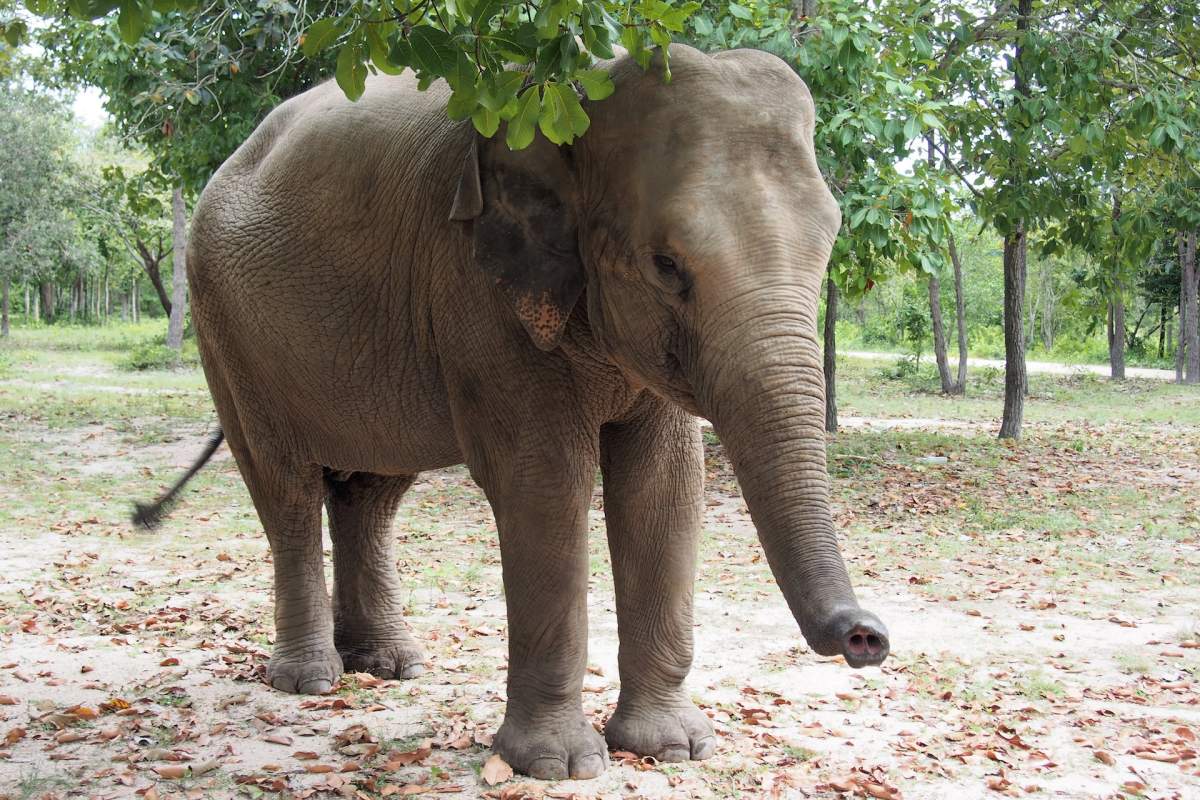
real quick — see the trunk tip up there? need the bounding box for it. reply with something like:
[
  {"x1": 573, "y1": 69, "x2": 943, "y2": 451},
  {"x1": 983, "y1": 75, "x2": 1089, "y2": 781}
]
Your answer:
[{"x1": 808, "y1": 607, "x2": 890, "y2": 668}]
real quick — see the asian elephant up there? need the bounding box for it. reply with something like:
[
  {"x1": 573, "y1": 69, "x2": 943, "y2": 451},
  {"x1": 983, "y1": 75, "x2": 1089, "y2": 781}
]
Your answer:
[{"x1": 155, "y1": 42, "x2": 889, "y2": 779}]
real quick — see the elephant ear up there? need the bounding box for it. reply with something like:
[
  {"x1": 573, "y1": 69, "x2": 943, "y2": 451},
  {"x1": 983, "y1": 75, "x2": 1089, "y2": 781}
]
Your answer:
[{"x1": 449, "y1": 134, "x2": 584, "y2": 351}]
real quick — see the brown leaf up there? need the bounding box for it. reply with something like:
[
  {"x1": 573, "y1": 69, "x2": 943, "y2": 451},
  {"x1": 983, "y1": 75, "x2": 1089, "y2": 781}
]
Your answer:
[
  {"x1": 292, "y1": 751, "x2": 320, "y2": 760},
  {"x1": 159, "y1": 657, "x2": 180, "y2": 667},
  {"x1": 65, "y1": 705, "x2": 98, "y2": 719},
  {"x1": 385, "y1": 740, "x2": 432, "y2": 768},
  {"x1": 263, "y1": 732, "x2": 294, "y2": 746},
  {"x1": 1094, "y1": 750, "x2": 1115, "y2": 766},
  {"x1": 3, "y1": 727, "x2": 27, "y2": 746},
  {"x1": 481, "y1": 754, "x2": 514, "y2": 786},
  {"x1": 862, "y1": 783, "x2": 900, "y2": 800},
  {"x1": 100, "y1": 698, "x2": 131, "y2": 713},
  {"x1": 335, "y1": 724, "x2": 374, "y2": 746},
  {"x1": 154, "y1": 764, "x2": 188, "y2": 779},
  {"x1": 305, "y1": 764, "x2": 335, "y2": 773},
  {"x1": 0, "y1": 695, "x2": 15, "y2": 705}
]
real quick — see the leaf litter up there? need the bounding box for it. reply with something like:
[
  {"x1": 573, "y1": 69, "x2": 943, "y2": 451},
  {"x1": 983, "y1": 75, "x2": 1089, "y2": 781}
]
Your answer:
[{"x1": 1, "y1": 357, "x2": 1198, "y2": 798}]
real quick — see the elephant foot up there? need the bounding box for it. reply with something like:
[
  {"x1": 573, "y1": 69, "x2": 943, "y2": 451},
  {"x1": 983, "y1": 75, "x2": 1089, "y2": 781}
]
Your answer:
[
  {"x1": 604, "y1": 696, "x2": 716, "y2": 762},
  {"x1": 336, "y1": 637, "x2": 427, "y2": 680},
  {"x1": 266, "y1": 644, "x2": 343, "y2": 695},
  {"x1": 493, "y1": 712, "x2": 607, "y2": 780}
]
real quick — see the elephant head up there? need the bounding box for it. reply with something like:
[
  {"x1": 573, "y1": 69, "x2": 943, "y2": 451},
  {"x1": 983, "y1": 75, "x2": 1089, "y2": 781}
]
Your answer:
[{"x1": 450, "y1": 43, "x2": 889, "y2": 668}]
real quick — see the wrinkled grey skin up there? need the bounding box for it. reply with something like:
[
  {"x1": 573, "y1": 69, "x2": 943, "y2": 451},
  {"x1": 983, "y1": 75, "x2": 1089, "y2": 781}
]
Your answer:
[{"x1": 187, "y1": 43, "x2": 888, "y2": 780}]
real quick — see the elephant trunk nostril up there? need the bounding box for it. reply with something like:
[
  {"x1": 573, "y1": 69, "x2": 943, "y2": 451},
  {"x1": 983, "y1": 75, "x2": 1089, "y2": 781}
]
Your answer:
[{"x1": 842, "y1": 624, "x2": 889, "y2": 667}]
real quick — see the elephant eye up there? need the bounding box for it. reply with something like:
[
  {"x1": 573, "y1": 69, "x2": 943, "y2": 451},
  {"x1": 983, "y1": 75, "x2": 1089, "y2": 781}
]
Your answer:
[{"x1": 653, "y1": 254, "x2": 679, "y2": 276}]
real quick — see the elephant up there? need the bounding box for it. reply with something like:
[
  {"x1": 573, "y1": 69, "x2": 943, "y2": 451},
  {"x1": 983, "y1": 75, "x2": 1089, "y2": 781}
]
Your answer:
[{"x1": 140, "y1": 42, "x2": 889, "y2": 780}]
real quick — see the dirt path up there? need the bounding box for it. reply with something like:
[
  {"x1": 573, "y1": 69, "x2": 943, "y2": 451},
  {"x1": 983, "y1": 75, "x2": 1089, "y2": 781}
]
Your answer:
[
  {"x1": 843, "y1": 350, "x2": 1178, "y2": 381},
  {"x1": 1, "y1": 356, "x2": 1198, "y2": 799}
]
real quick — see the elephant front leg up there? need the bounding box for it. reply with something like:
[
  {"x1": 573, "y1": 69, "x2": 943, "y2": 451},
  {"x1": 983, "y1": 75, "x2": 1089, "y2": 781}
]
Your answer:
[
  {"x1": 478, "y1": 454, "x2": 607, "y2": 780},
  {"x1": 327, "y1": 472, "x2": 426, "y2": 680},
  {"x1": 599, "y1": 402, "x2": 715, "y2": 762}
]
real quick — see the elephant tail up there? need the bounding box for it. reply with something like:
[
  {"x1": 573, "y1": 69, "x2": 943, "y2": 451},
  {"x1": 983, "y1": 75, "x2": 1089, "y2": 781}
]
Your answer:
[{"x1": 132, "y1": 427, "x2": 225, "y2": 530}]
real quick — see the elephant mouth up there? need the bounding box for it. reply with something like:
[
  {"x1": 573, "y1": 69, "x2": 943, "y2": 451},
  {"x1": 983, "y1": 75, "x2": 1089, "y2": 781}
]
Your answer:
[{"x1": 656, "y1": 352, "x2": 705, "y2": 417}]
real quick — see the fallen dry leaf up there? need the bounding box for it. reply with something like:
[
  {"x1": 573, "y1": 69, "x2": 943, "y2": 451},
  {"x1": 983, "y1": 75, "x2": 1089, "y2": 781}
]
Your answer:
[{"x1": 481, "y1": 754, "x2": 514, "y2": 786}]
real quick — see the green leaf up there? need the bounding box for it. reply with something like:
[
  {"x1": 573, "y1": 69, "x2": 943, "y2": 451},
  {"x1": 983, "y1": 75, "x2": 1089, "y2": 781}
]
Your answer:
[
  {"x1": 728, "y1": 3, "x2": 753, "y2": 21},
  {"x1": 575, "y1": 69, "x2": 613, "y2": 101},
  {"x1": 24, "y1": 0, "x2": 54, "y2": 15},
  {"x1": 559, "y1": 33, "x2": 579, "y2": 75},
  {"x1": 302, "y1": 19, "x2": 345, "y2": 57},
  {"x1": 408, "y1": 25, "x2": 458, "y2": 77},
  {"x1": 366, "y1": 25, "x2": 403, "y2": 75},
  {"x1": 472, "y1": 106, "x2": 500, "y2": 137},
  {"x1": 447, "y1": 51, "x2": 477, "y2": 93},
  {"x1": 117, "y1": 0, "x2": 145, "y2": 44},
  {"x1": 389, "y1": 35, "x2": 413, "y2": 68},
  {"x1": 584, "y1": 24, "x2": 615, "y2": 59},
  {"x1": 559, "y1": 87, "x2": 590, "y2": 138},
  {"x1": 336, "y1": 45, "x2": 368, "y2": 101},
  {"x1": 506, "y1": 85, "x2": 541, "y2": 150},
  {"x1": 2, "y1": 19, "x2": 27, "y2": 46},
  {"x1": 447, "y1": 88, "x2": 478, "y2": 119},
  {"x1": 471, "y1": 0, "x2": 503, "y2": 25},
  {"x1": 480, "y1": 70, "x2": 525, "y2": 112},
  {"x1": 539, "y1": 82, "x2": 569, "y2": 144}
]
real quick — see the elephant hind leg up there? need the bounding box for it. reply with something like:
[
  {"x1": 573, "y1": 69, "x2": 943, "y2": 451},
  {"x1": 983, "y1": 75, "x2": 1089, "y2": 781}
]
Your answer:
[
  {"x1": 228, "y1": 426, "x2": 340, "y2": 694},
  {"x1": 326, "y1": 471, "x2": 426, "y2": 680}
]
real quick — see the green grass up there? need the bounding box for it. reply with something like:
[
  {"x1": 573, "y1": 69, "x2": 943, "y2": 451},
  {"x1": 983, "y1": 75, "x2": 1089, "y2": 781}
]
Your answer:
[{"x1": 14, "y1": 767, "x2": 77, "y2": 800}]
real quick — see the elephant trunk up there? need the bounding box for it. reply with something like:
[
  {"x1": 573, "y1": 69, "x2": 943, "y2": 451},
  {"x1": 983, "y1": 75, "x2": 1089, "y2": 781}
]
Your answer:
[{"x1": 693, "y1": 291, "x2": 888, "y2": 668}]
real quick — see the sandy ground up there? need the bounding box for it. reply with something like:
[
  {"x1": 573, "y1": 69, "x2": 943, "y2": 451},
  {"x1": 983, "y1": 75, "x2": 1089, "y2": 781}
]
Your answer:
[{"x1": 1, "y1": 363, "x2": 1198, "y2": 799}]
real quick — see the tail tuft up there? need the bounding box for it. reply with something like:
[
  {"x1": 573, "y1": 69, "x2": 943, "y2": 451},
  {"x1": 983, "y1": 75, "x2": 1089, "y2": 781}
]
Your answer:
[
  {"x1": 132, "y1": 500, "x2": 171, "y2": 531},
  {"x1": 129, "y1": 428, "x2": 224, "y2": 531}
]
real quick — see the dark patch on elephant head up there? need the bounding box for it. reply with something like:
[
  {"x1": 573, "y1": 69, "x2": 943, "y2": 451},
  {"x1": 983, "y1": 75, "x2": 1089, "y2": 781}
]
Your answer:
[{"x1": 450, "y1": 133, "x2": 584, "y2": 351}]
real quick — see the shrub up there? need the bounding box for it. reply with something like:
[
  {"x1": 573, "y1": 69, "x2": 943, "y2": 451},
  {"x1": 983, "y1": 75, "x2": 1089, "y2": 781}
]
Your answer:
[{"x1": 119, "y1": 342, "x2": 182, "y2": 371}]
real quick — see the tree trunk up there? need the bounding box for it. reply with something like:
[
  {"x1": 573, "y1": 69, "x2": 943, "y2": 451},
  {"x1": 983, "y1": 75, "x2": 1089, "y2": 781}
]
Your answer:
[
  {"x1": 823, "y1": 272, "x2": 838, "y2": 433},
  {"x1": 949, "y1": 231, "x2": 967, "y2": 393},
  {"x1": 137, "y1": 239, "x2": 172, "y2": 316},
  {"x1": 167, "y1": 186, "x2": 188, "y2": 351},
  {"x1": 24, "y1": 284, "x2": 30, "y2": 323},
  {"x1": 40, "y1": 282, "x2": 55, "y2": 323},
  {"x1": 999, "y1": 0, "x2": 1031, "y2": 439},
  {"x1": 1, "y1": 275, "x2": 10, "y2": 337},
  {"x1": 132, "y1": 279, "x2": 140, "y2": 323},
  {"x1": 1108, "y1": 287, "x2": 1126, "y2": 381},
  {"x1": 1159, "y1": 304, "x2": 1167, "y2": 359},
  {"x1": 928, "y1": 270, "x2": 955, "y2": 393},
  {"x1": 1184, "y1": 229, "x2": 1199, "y2": 384},
  {"x1": 999, "y1": 225, "x2": 1027, "y2": 439}
]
